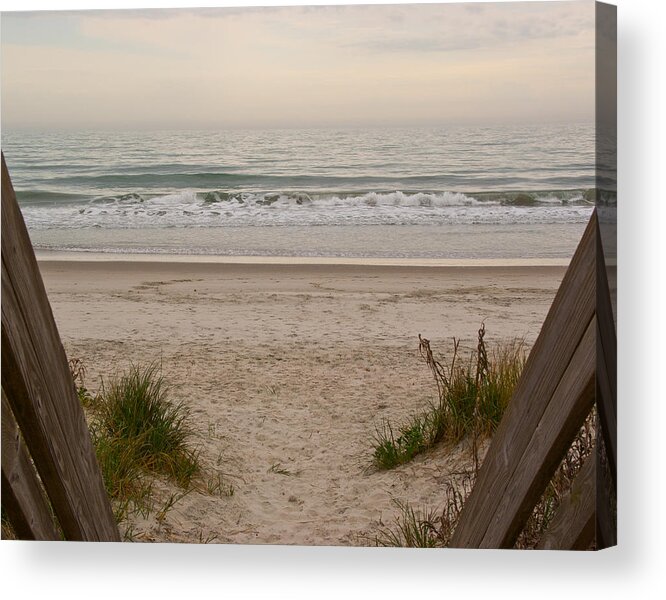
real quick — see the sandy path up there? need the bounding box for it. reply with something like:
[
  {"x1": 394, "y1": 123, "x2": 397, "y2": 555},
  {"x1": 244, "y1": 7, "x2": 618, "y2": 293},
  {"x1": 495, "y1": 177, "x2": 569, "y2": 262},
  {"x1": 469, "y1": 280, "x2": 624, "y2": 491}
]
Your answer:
[{"x1": 39, "y1": 260, "x2": 565, "y2": 545}]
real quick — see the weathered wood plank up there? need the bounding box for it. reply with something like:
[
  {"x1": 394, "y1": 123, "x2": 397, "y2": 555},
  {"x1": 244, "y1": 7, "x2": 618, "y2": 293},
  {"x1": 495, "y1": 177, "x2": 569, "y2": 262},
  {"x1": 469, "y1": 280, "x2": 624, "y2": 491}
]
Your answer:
[
  {"x1": 450, "y1": 211, "x2": 597, "y2": 548},
  {"x1": 595, "y1": 433, "x2": 617, "y2": 549},
  {"x1": 1, "y1": 390, "x2": 60, "y2": 540},
  {"x1": 594, "y1": 213, "x2": 617, "y2": 549},
  {"x1": 596, "y1": 225, "x2": 617, "y2": 483},
  {"x1": 1, "y1": 154, "x2": 120, "y2": 541},
  {"x1": 536, "y1": 452, "x2": 596, "y2": 551},
  {"x1": 477, "y1": 317, "x2": 596, "y2": 548}
]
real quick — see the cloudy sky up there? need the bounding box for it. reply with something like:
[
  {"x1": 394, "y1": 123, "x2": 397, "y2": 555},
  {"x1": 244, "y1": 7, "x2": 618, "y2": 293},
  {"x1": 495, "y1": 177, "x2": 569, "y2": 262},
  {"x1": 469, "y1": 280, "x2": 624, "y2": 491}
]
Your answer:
[{"x1": 1, "y1": 2, "x2": 596, "y2": 129}]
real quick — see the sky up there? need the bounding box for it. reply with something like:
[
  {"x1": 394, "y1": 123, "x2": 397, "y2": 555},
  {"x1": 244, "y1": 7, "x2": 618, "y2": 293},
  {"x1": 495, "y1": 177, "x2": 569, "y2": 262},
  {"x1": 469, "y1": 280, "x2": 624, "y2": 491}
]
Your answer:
[{"x1": 0, "y1": 1, "x2": 596, "y2": 130}]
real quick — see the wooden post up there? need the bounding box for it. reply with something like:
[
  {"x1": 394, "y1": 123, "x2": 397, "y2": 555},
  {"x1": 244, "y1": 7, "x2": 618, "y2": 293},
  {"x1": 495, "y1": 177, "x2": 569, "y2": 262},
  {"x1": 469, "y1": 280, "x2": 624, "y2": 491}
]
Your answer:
[
  {"x1": 1, "y1": 154, "x2": 120, "y2": 541},
  {"x1": 2, "y1": 391, "x2": 61, "y2": 541}
]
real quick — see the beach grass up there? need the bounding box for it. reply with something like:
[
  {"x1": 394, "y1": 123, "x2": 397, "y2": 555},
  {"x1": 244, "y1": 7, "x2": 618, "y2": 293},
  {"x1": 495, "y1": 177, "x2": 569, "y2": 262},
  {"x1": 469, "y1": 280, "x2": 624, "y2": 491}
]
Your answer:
[
  {"x1": 373, "y1": 416, "x2": 595, "y2": 548},
  {"x1": 1, "y1": 509, "x2": 17, "y2": 540},
  {"x1": 94, "y1": 363, "x2": 200, "y2": 487},
  {"x1": 373, "y1": 474, "x2": 474, "y2": 548},
  {"x1": 71, "y1": 360, "x2": 201, "y2": 527},
  {"x1": 374, "y1": 500, "x2": 442, "y2": 548},
  {"x1": 372, "y1": 325, "x2": 526, "y2": 470}
]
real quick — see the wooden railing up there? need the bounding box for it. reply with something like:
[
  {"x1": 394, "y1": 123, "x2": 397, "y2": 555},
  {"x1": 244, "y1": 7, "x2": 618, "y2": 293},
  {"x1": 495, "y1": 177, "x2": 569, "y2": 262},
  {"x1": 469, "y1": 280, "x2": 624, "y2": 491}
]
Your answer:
[
  {"x1": 450, "y1": 210, "x2": 617, "y2": 550},
  {"x1": 1, "y1": 154, "x2": 120, "y2": 541}
]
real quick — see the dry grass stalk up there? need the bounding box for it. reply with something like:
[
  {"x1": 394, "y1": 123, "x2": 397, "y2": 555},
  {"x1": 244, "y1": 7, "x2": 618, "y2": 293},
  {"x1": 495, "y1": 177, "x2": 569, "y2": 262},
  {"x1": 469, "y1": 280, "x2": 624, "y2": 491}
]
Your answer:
[{"x1": 373, "y1": 326, "x2": 525, "y2": 470}]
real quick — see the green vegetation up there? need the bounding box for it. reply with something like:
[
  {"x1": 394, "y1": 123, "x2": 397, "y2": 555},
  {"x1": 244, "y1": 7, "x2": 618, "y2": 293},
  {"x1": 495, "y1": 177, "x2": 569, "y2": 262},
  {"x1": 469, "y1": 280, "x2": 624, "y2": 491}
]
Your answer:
[
  {"x1": 373, "y1": 474, "x2": 473, "y2": 548},
  {"x1": 94, "y1": 363, "x2": 200, "y2": 487},
  {"x1": 372, "y1": 324, "x2": 526, "y2": 470},
  {"x1": 372, "y1": 416, "x2": 595, "y2": 548},
  {"x1": 373, "y1": 500, "x2": 442, "y2": 548},
  {"x1": 372, "y1": 412, "x2": 445, "y2": 470},
  {"x1": 70, "y1": 360, "x2": 203, "y2": 529}
]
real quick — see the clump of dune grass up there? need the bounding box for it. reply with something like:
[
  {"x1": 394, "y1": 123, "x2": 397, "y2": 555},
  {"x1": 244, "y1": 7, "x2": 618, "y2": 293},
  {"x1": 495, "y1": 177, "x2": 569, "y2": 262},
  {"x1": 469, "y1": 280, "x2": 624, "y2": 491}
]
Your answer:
[
  {"x1": 373, "y1": 410, "x2": 447, "y2": 470},
  {"x1": 373, "y1": 324, "x2": 526, "y2": 470},
  {"x1": 373, "y1": 415, "x2": 595, "y2": 548},
  {"x1": 373, "y1": 474, "x2": 474, "y2": 548},
  {"x1": 374, "y1": 500, "x2": 442, "y2": 548},
  {"x1": 70, "y1": 360, "x2": 202, "y2": 528},
  {"x1": 88, "y1": 430, "x2": 156, "y2": 524},
  {"x1": 93, "y1": 363, "x2": 200, "y2": 487}
]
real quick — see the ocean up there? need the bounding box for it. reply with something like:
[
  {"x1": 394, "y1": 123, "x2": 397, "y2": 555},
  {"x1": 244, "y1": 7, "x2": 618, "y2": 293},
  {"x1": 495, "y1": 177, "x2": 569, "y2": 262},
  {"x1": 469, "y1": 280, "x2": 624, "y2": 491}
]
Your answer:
[{"x1": 1, "y1": 124, "x2": 596, "y2": 261}]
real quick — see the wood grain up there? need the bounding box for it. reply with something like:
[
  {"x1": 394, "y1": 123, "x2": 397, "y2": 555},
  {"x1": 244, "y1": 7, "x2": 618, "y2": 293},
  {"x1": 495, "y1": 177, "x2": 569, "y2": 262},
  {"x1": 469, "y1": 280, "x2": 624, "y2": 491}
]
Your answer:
[
  {"x1": 1, "y1": 390, "x2": 61, "y2": 540},
  {"x1": 596, "y1": 225, "x2": 617, "y2": 483},
  {"x1": 1, "y1": 154, "x2": 120, "y2": 541},
  {"x1": 536, "y1": 452, "x2": 596, "y2": 551}
]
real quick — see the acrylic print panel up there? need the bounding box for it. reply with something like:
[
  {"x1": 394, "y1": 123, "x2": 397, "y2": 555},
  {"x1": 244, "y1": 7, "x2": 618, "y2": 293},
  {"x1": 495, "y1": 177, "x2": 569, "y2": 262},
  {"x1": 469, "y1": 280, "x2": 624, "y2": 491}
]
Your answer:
[{"x1": 0, "y1": 1, "x2": 616, "y2": 548}]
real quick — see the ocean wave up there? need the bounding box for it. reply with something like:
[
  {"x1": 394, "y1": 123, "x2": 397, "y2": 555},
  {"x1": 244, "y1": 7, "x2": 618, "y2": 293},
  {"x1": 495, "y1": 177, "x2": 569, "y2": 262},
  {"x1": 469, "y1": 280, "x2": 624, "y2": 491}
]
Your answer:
[
  {"x1": 20, "y1": 187, "x2": 592, "y2": 207},
  {"x1": 18, "y1": 188, "x2": 595, "y2": 230}
]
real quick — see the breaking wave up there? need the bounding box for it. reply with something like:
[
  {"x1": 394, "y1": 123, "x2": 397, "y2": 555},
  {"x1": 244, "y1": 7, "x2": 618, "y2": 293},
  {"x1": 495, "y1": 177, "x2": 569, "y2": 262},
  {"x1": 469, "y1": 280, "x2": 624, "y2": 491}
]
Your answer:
[{"x1": 18, "y1": 188, "x2": 595, "y2": 230}]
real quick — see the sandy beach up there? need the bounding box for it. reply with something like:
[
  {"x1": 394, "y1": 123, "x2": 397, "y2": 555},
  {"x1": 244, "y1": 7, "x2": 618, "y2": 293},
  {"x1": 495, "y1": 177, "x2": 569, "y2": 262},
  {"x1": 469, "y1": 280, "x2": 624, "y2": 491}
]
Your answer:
[{"x1": 38, "y1": 258, "x2": 565, "y2": 545}]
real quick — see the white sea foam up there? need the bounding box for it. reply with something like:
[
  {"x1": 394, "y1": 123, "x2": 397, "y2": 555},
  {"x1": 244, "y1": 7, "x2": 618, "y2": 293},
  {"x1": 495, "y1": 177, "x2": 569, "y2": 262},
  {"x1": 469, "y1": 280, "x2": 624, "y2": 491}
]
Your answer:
[{"x1": 21, "y1": 190, "x2": 593, "y2": 230}]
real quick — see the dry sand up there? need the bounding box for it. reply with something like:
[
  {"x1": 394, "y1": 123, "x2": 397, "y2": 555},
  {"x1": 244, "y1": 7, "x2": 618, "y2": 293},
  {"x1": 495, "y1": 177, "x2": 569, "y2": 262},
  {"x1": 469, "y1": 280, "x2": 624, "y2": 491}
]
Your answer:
[{"x1": 38, "y1": 258, "x2": 565, "y2": 545}]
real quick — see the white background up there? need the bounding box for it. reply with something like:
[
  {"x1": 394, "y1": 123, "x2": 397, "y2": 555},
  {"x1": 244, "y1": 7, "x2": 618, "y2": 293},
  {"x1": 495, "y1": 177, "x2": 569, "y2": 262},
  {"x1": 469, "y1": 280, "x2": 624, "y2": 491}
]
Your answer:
[{"x1": 0, "y1": 1, "x2": 663, "y2": 598}]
